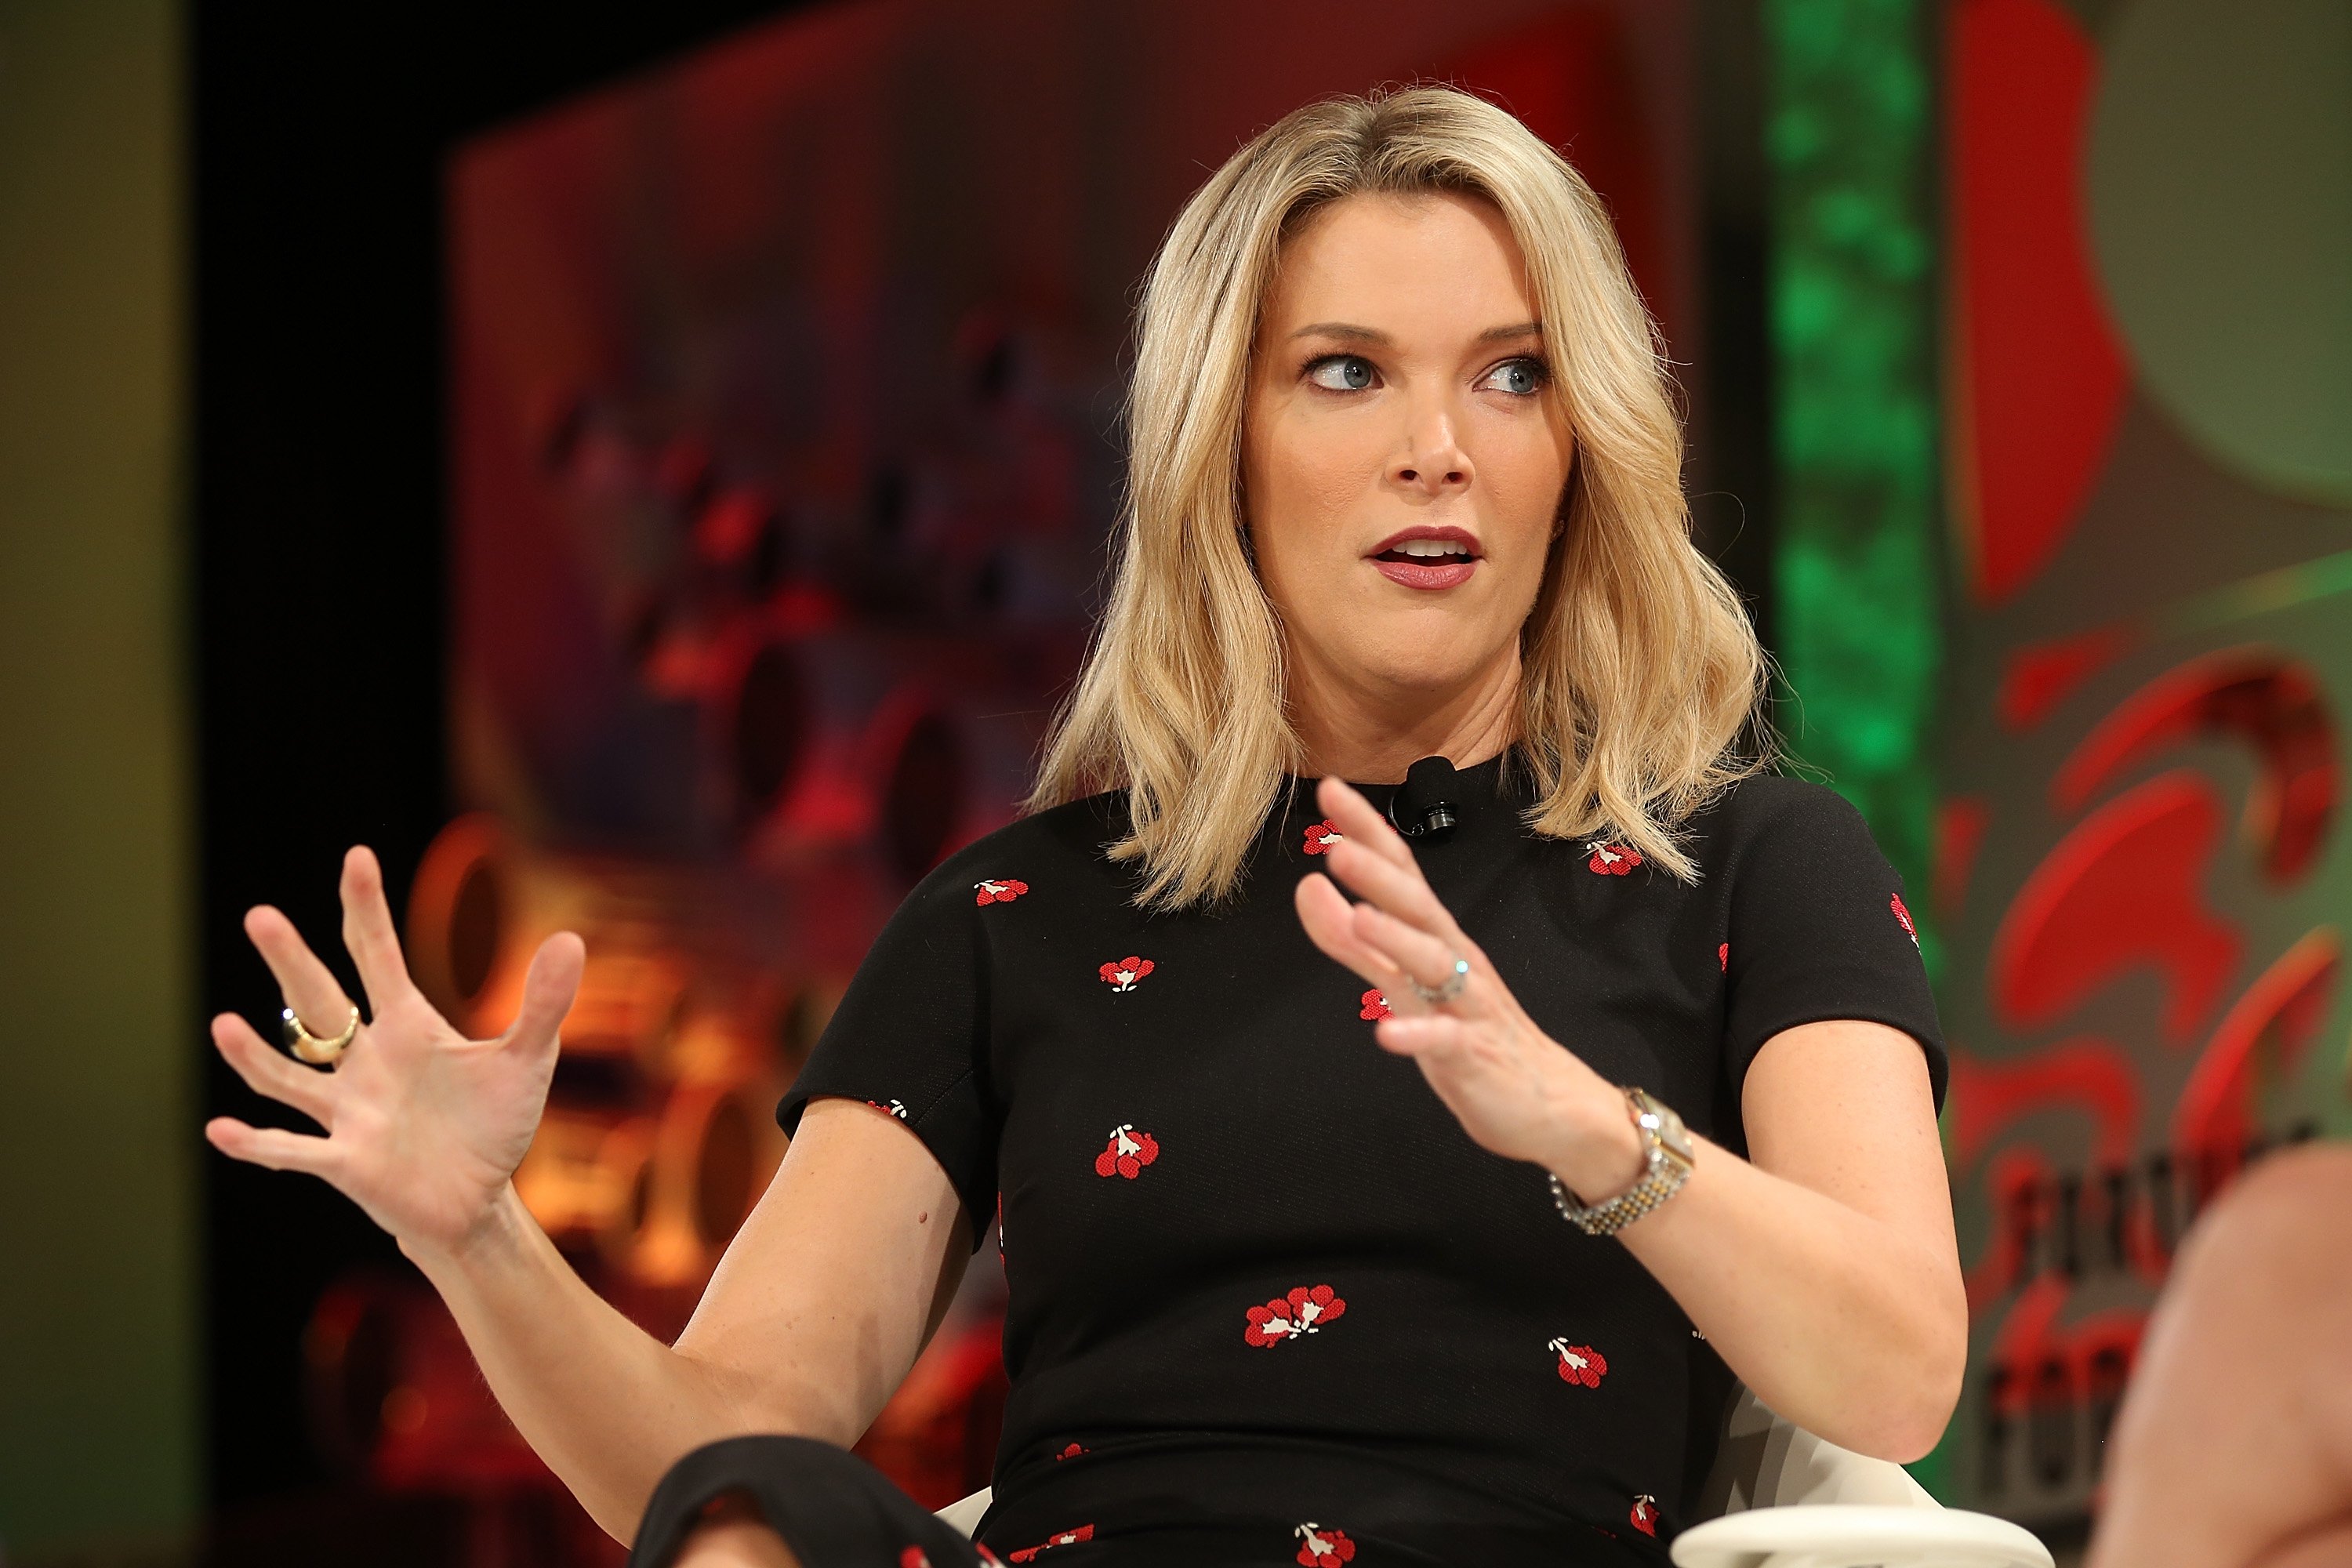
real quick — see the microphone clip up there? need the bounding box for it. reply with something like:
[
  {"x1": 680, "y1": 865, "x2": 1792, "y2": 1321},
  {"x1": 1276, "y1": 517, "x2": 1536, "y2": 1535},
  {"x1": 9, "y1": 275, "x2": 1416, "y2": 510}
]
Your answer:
[{"x1": 1386, "y1": 754, "x2": 1461, "y2": 841}]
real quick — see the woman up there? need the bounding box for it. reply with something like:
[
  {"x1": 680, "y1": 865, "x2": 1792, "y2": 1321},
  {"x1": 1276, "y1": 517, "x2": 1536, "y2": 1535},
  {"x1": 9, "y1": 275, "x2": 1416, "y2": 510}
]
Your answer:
[{"x1": 207, "y1": 86, "x2": 1962, "y2": 1566}]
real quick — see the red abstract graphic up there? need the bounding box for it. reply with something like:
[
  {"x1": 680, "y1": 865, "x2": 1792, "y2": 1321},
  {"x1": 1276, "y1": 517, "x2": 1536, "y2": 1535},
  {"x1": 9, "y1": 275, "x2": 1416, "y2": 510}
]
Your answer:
[
  {"x1": 2170, "y1": 929, "x2": 2340, "y2": 1167},
  {"x1": 1990, "y1": 771, "x2": 2241, "y2": 1043},
  {"x1": 1947, "y1": 0, "x2": 2129, "y2": 602},
  {"x1": 1997, "y1": 624, "x2": 2136, "y2": 731},
  {"x1": 1947, "y1": 1040, "x2": 2147, "y2": 1305},
  {"x1": 2054, "y1": 650, "x2": 2337, "y2": 884},
  {"x1": 1935, "y1": 796, "x2": 1991, "y2": 917},
  {"x1": 1949, "y1": 1037, "x2": 2142, "y2": 1173}
]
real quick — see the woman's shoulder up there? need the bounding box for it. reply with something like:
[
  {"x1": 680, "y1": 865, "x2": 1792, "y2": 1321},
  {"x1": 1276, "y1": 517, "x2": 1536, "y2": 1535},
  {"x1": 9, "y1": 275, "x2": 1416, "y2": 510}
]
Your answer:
[{"x1": 1678, "y1": 771, "x2": 1882, "y2": 870}]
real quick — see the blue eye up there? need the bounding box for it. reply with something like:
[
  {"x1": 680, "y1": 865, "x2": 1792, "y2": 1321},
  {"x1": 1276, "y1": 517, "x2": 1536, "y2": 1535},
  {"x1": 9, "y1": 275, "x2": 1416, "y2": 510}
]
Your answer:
[
  {"x1": 1480, "y1": 358, "x2": 1548, "y2": 396},
  {"x1": 1307, "y1": 354, "x2": 1377, "y2": 391}
]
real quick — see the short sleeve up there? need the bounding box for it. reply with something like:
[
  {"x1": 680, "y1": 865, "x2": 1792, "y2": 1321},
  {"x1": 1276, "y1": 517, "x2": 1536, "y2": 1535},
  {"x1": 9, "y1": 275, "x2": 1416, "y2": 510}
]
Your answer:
[
  {"x1": 775, "y1": 855, "x2": 997, "y2": 1250},
  {"x1": 1721, "y1": 781, "x2": 1948, "y2": 1113}
]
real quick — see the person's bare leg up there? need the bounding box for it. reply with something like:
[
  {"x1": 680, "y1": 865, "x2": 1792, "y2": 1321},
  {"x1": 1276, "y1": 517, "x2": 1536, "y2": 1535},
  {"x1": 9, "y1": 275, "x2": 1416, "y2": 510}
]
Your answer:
[
  {"x1": 666, "y1": 1492, "x2": 804, "y2": 1568},
  {"x1": 2087, "y1": 1143, "x2": 2352, "y2": 1568}
]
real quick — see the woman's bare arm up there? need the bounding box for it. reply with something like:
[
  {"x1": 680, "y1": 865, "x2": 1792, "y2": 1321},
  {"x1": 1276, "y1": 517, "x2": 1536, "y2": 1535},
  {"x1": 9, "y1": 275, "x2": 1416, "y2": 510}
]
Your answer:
[
  {"x1": 1611, "y1": 1018, "x2": 1965, "y2": 1462},
  {"x1": 404, "y1": 1098, "x2": 967, "y2": 1543}
]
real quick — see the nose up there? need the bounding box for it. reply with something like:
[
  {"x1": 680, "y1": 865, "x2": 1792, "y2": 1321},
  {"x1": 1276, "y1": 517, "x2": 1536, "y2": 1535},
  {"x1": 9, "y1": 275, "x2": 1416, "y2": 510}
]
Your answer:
[{"x1": 1389, "y1": 398, "x2": 1472, "y2": 496}]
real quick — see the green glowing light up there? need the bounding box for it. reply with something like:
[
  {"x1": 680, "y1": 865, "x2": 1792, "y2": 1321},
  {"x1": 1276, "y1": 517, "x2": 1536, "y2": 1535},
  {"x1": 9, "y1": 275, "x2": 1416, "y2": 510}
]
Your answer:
[
  {"x1": 1764, "y1": 0, "x2": 1942, "y2": 967},
  {"x1": 1765, "y1": 0, "x2": 1948, "y2": 1497}
]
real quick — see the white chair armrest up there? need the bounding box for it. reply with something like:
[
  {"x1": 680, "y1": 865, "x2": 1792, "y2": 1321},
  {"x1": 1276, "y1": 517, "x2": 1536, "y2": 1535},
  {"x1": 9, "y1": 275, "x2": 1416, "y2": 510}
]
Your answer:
[
  {"x1": 936, "y1": 1486, "x2": 993, "y2": 1537},
  {"x1": 1699, "y1": 1387, "x2": 1940, "y2": 1514},
  {"x1": 1671, "y1": 1504, "x2": 2055, "y2": 1567}
]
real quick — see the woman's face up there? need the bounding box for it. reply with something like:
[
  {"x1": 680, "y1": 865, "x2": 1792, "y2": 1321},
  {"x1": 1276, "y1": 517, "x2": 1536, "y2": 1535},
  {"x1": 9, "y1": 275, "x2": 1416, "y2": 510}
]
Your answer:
[{"x1": 1241, "y1": 190, "x2": 1573, "y2": 722}]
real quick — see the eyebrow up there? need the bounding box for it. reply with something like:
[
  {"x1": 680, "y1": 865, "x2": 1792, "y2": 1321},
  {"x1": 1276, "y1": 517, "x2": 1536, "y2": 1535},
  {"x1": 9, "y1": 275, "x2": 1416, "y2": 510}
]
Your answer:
[{"x1": 1287, "y1": 320, "x2": 1544, "y2": 346}]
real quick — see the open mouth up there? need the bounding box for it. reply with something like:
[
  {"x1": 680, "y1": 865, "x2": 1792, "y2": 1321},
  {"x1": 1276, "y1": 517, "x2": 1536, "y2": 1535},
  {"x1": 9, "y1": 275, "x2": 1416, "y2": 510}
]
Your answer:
[{"x1": 1371, "y1": 543, "x2": 1478, "y2": 564}]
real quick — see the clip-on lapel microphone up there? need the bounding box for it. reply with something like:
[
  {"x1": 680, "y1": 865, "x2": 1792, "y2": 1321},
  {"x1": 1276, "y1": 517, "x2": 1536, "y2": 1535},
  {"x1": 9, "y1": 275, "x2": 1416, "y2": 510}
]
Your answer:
[{"x1": 1387, "y1": 754, "x2": 1461, "y2": 840}]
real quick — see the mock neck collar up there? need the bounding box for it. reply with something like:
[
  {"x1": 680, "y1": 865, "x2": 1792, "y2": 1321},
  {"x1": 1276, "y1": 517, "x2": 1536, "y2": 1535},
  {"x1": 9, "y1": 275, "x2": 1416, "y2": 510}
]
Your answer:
[{"x1": 1276, "y1": 746, "x2": 1526, "y2": 815}]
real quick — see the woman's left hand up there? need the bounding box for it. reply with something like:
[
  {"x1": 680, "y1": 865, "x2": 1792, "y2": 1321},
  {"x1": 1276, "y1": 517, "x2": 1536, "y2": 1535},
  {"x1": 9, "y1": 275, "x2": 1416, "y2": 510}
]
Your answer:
[{"x1": 1294, "y1": 774, "x2": 1641, "y2": 1196}]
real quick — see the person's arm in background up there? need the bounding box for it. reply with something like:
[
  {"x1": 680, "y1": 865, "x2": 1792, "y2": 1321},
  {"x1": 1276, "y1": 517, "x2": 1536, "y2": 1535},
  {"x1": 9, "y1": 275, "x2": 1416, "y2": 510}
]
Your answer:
[
  {"x1": 2086, "y1": 1142, "x2": 2352, "y2": 1568},
  {"x1": 208, "y1": 848, "x2": 967, "y2": 1546}
]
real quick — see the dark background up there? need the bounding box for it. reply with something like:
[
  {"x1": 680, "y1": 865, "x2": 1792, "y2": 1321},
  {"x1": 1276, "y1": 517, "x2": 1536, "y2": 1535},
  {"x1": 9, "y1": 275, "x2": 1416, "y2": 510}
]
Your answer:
[
  {"x1": 191, "y1": 0, "x2": 1775, "y2": 1529},
  {"x1": 191, "y1": 1, "x2": 816, "y2": 1517}
]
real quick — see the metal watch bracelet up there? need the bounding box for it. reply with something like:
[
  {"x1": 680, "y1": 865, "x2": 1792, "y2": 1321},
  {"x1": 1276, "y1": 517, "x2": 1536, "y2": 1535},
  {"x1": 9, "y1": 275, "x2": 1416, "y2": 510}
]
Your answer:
[{"x1": 1548, "y1": 1086, "x2": 1693, "y2": 1237}]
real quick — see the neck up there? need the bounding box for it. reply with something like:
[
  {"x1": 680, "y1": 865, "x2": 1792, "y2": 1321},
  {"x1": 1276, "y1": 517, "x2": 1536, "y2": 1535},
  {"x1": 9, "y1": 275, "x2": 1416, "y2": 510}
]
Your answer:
[{"x1": 1289, "y1": 641, "x2": 1522, "y2": 784}]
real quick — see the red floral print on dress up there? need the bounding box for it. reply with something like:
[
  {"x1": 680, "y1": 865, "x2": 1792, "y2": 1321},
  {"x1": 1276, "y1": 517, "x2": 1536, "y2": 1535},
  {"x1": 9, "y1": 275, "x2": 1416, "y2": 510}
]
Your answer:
[
  {"x1": 1244, "y1": 1284, "x2": 1347, "y2": 1346},
  {"x1": 1303, "y1": 819, "x2": 1345, "y2": 854},
  {"x1": 1359, "y1": 988, "x2": 1391, "y2": 1021},
  {"x1": 1294, "y1": 1523, "x2": 1357, "y2": 1566},
  {"x1": 1586, "y1": 840, "x2": 1642, "y2": 876},
  {"x1": 1891, "y1": 892, "x2": 1920, "y2": 949},
  {"x1": 1092, "y1": 1123, "x2": 1160, "y2": 1179},
  {"x1": 900, "y1": 1550, "x2": 932, "y2": 1568},
  {"x1": 1056, "y1": 1442, "x2": 1086, "y2": 1460},
  {"x1": 866, "y1": 1098, "x2": 909, "y2": 1120},
  {"x1": 974, "y1": 877, "x2": 1029, "y2": 906},
  {"x1": 1718, "y1": 942, "x2": 1729, "y2": 972},
  {"x1": 1629, "y1": 1495, "x2": 1659, "y2": 1536},
  {"x1": 1007, "y1": 1524, "x2": 1094, "y2": 1561},
  {"x1": 1548, "y1": 1338, "x2": 1607, "y2": 1387},
  {"x1": 1098, "y1": 955, "x2": 1154, "y2": 992}
]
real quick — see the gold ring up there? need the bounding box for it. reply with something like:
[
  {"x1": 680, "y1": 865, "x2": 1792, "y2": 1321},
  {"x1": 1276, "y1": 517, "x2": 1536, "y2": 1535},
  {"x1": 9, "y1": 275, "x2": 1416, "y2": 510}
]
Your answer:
[{"x1": 283, "y1": 1004, "x2": 359, "y2": 1065}]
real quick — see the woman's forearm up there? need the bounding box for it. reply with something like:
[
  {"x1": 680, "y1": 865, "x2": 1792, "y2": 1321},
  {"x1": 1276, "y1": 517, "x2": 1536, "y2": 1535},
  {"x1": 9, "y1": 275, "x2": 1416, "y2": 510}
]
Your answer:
[
  {"x1": 1554, "y1": 1109, "x2": 1965, "y2": 1462},
  {"x1": 400, "y1": 1182, "x2": 819, "y2": 1544}
]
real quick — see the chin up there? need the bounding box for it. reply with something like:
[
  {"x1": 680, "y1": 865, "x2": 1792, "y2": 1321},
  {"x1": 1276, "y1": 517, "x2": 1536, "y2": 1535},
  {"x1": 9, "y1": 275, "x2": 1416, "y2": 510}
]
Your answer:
[{"x1": 1348, "y1": 642, "x2": 1486, "y2": 692}]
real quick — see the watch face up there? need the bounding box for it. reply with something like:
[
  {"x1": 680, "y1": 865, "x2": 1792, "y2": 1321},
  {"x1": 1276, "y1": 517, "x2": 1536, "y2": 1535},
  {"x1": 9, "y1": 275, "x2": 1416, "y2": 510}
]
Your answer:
[{"x1": 1632, "y1": 1088, "x2": 1695, "y2": 1166}]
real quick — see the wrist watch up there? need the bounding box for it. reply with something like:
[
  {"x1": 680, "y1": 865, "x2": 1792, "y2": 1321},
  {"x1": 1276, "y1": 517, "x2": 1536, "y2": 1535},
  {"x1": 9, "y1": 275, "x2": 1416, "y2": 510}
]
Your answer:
[{"x1": 1548, "y1": 1086, "x2": 1694, "y2": 1237}]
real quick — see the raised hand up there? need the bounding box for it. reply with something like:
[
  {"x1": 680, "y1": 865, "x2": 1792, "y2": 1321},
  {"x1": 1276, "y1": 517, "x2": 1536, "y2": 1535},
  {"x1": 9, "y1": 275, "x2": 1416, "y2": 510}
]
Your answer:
[
  {"x1": 1292, "y1": 775, "x2": 1642, "y2": 1199},
  {"x1": 205, "y1": 845, "x2": 585, "y2": 1259}
]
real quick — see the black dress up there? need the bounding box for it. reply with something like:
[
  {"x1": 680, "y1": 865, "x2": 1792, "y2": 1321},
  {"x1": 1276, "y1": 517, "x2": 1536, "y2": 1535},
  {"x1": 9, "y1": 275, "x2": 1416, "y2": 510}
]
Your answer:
[{"x1": 626, "y1": 752, "x2": 1947, "y2": 1568}]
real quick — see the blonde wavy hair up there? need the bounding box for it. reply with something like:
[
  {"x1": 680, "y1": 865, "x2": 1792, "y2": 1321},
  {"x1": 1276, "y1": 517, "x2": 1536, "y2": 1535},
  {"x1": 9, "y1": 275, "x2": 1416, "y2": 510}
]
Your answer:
[{"x1": 1022, "y1": 84, "x2": 1769, "y2": 910}]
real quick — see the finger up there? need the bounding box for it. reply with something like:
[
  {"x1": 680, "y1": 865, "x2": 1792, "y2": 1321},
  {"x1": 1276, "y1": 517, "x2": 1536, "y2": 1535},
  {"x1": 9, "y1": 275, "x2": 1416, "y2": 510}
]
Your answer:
[
  {"x1": 1295, "y1": 870, "x2": 1410, "y2": 991},
  {"x1": 244, "y1": 903, "x2": 360, "y2": 1044},
  {"x1": 211, "y1": 1011, "x2": 339, "y2": 1125},
  {"x1": 1322, "y1": 833, "x2": 1467, "y2": 947},
  {"x1": 1312, "y1": 778, "x2": 1468, "y2": 940},
  {"x1": 499, "y1": 931, "x2": 585, "y2": 1051},
  {"x1": 1349, "y1": 902, "x2": 1493, "y2": 1018},
  {"x1": 204, "y1": 1115, "x2": 343, "y2": 1178},
  {"x1": 1372, "y1": 1011, "x2": 1465, "y2": 1057},
  {"x1": 340, "y1": 846, "x2": 419, "y2": 1015},
  {"x1": 1314, "y1": 776, "x2": 1421, "y2": 869}
]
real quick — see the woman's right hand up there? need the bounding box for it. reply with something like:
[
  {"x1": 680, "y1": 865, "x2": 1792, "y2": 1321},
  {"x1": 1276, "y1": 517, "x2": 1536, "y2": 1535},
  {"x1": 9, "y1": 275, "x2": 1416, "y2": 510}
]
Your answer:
[{"x1": 205, "y1": 844, "x2": 585, "y2": 1261}]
